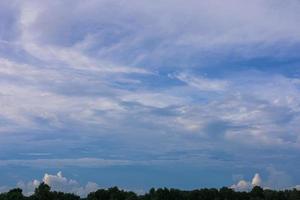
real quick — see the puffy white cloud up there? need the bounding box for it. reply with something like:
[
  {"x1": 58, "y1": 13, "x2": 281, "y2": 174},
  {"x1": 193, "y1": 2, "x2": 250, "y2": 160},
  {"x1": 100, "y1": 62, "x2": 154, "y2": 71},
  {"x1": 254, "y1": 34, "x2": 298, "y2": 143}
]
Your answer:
[
  {"x1": 17, "y1": 180, "x2": 40, "y2": 196},
  {"x1": 231, "y1": 173, "x2": 262, "y2": 191},
  {"x1": 18, "y1": 172, "x2": 98, "y2": 197},
  {"x1": 252, "y1": 173, "x2": 262, "y2": 186},
  {"x1": 231, "y1": 171, "x2": 299, "y2": 191},
  {"x1": 230, "y1": 180, "x2": 252, "y2": 191}
]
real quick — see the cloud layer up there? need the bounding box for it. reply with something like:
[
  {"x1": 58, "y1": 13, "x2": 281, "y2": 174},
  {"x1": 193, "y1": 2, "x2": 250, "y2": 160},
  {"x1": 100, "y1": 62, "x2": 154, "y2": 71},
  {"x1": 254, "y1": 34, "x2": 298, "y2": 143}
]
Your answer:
[{"x1": 0, "y1": 0, "x2": 300, "y2": 191}]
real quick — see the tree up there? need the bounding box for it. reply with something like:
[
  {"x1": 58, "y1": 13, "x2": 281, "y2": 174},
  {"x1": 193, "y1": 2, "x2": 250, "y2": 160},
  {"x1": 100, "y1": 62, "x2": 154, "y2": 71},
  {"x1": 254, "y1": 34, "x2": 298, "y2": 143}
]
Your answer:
[
  {"x1": 289, "y1": 189, "x2": 300, "y2": 200},
  {"x1": 219, "y1": 187, "x2": 234, "y2": 200},
  {"x1": 250, "y1": 186, "x2": 264, "y2": 200},
  {"x1": 33, "y1": 183, "x2": 53, "y2": 200},
  {"x1": 2, "y1": 183, "x2": 300, "y2": 200},
  {"x1": 6, "y1": 188, "x2": 24, "y2": 200}
]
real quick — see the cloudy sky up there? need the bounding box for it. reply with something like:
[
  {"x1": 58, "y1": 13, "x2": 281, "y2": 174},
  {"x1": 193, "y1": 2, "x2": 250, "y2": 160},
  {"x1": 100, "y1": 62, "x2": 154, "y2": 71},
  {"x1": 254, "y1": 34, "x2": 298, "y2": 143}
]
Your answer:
[{"x1": 1, "y1": 0, "x2": 300, "y2": 195}]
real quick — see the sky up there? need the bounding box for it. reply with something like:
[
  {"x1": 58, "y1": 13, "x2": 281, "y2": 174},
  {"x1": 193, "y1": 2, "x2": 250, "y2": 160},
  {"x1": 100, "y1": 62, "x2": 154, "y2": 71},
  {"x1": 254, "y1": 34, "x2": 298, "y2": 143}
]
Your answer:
[{"x1": 1, "y1": 0, "x2": 300, "y2": 196}]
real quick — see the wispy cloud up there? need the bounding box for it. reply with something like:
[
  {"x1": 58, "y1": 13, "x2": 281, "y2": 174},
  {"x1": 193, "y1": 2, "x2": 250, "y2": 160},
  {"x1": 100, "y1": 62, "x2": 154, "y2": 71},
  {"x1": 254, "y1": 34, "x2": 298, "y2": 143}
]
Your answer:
[
  {"x1": 0, "y1": 158, "x2": 135, "y2": 168},
  {"x1": 0, "y1": 0, "x2": 300, "y2": 190},
  {"x1": 173, "y1": 73, "x2": 229, "y2": 91}
]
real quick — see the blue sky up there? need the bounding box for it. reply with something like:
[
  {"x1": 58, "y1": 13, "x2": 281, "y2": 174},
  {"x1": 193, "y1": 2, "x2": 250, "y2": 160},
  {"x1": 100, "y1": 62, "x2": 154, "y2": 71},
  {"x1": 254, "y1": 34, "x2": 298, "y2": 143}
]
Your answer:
[{"x1": 1, "y1": 0, "x2": 300, "y2": 196}]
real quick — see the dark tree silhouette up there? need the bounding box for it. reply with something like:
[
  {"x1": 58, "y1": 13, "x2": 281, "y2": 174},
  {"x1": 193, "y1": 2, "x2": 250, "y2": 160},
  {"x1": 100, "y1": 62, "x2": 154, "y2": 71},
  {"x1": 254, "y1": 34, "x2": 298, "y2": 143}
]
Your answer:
[
  {"x1": 6, "y1": 188, "x2": 24, "y2": 200},
  {"x1": 250, "y1": 186, "x2": 265, "y2": 200},
  {"x1": 0, "y1": 183, "x2": 300, "y2": 200}
]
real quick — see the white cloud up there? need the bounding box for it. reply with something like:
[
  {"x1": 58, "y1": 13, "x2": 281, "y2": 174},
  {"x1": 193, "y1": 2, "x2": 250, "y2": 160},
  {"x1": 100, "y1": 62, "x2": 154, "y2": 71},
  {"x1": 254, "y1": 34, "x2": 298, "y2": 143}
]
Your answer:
[
  {"x1": 252, "y1": 173, "x2": 262, "y2": 186},
  {"x1": 174, "y1": 73, "x2": 228, "y2": 91},
  {"x1": 17, "y1": 172, "x2": 98, "y2": 197},
  {"x1": 231, "y1": 173, "x2": 262, "y2": 191},
  {"x1": 0, "y1": 158, "x2": 135, "y2": 168},
  {"x1": 294, "y1": 185, "x2": 300, "y2": 190},
  {"x1": 1, "y1": 171, "x2": 298, "y2": 197},
  {"x1": 121, "y1": 92, "x2": 185, "y2": 108},
  {"x1": 17, "y1": 179, "x2": 40, "y2": 196},
  {"x1": 231, "y1": 170, "x2": 300, "y2": 191},
  {"x1": 0, "y1": 1, "x2": 299, "y2": 149},
  {"x1": 231, "y1": 180, "x2": 252, "y2": 191},
  {"x1": 0, "y1": 0, "x2": 300, "y2": 185},
  {"x1": 13, "y1": 0, "x2": 300, "y2": 63}
]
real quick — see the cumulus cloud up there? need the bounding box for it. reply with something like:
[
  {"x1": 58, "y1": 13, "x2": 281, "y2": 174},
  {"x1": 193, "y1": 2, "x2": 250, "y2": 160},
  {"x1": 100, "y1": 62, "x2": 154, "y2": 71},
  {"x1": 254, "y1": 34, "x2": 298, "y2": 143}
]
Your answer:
[
  {"x1": 18, "y1": 172, "x2": 98, "y2": 197},
  {"x1": 17, "y1": 180, "x2": 40, "y2": 196},
  {"x1": 231, "y1": 171, "x2": 300, "y2": 192},
  {"x1": 230, "y1": 180, "x2": 252, "y2": 191},
  {"x1": 231, "y1": 173, "x2": 262, "y2": 191},
  {"x1": 0, "y1": 171, "x2": 298, "y2": 197},
  {"x1": 252, "y1": 173, "x2": 262, "y2": 186},
  {"x1": 43, "y1": 172, "x2": 98, "y2": 196}
]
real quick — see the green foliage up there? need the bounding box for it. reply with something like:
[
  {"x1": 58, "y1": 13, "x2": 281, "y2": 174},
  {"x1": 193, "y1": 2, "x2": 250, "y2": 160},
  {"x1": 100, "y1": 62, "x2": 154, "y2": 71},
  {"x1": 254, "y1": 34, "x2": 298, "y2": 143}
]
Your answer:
[
  {"x1": 0, "y1": 183, "x2": 300, "y2": 200},
  {"x1": 87, "y1": 186, "x2": 137, "y2": 200},
  {"x1": 250, "y1": 186, "x2": 265, "y2": 200},
  {"x1": 33, "y1": 183, "x2": 53, "y2": 200},
  {"x1": 7, "y1": 188, "x2": 24, "y2": 200}
]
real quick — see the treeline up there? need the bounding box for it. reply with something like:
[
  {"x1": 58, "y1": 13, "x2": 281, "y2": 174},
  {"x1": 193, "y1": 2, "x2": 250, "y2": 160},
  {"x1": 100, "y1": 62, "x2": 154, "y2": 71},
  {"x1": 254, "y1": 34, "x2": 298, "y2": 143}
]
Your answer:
[{"x1": 1, "y1": 182, "x2": 300, "y2": 200}]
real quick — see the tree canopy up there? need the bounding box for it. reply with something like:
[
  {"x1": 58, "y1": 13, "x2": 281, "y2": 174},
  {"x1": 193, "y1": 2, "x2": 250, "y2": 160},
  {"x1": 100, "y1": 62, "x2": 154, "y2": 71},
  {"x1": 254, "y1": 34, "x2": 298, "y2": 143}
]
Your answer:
[{"x1": 0, "y1": 183, "x2": 299, "y2": 200}]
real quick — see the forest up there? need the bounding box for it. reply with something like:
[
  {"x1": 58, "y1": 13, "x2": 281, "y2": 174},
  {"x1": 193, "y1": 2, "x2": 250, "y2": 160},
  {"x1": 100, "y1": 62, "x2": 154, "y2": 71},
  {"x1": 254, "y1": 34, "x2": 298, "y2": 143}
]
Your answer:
[{"x1": 0, "y1": 182, "x2": 300, "y2": 200}]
